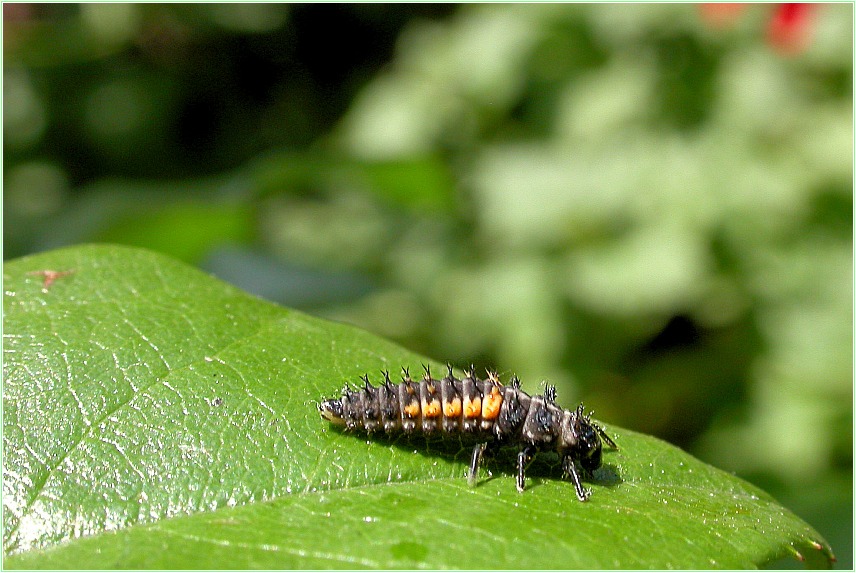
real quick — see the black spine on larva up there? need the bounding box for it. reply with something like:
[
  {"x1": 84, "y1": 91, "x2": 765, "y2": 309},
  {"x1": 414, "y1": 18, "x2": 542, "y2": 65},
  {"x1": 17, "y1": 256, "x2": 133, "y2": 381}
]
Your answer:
[
  {"x1": 545, "y1": 384, "x2": 557, "y2": 404},
  {"x1": 461, "y1": 367, "x2": 479, "y2": 432},
  {"x1": 398, "y1": 368, "x2": 419, "y2": 433},
  {"x1": 359, "y1": 375, "x2": 380, "y2": 433},
  {"x1": 440, "y1": 366, "x2": 460, "y2": 433},
  {"x1": 341, "y1": 389, "x2": 358, "y2": 430},
  {"x1": 419, "y1": 366, "x2": 438, "y2": 433},
  {"x1": 378, "y1": 371, "x2": 400, "y2": 433}
]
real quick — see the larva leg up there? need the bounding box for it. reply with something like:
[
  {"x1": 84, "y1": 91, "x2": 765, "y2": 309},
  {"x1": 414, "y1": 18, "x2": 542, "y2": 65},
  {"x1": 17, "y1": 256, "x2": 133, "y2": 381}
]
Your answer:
[
  {"x1": 467, "y1": 442, "x2": 488, "y2": 487},
  {"x1": 516, "y1": 445, "x2": 537, "y2": 492},
  {"x1": 562, "y1": 454, "x2": 590, "y2": 501}
]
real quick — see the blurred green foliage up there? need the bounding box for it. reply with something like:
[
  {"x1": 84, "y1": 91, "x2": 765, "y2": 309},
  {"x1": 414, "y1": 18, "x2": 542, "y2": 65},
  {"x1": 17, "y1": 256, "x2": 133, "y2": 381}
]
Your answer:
[{"x1": 4, "y1": 3, "x2": 852, "y2": 565}]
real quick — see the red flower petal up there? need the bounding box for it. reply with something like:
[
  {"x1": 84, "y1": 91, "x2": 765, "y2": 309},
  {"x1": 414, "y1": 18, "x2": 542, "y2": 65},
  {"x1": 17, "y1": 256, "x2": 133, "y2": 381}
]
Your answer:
[{"x1": 767, "y1": 3, "x2": 816, "y2": 55}]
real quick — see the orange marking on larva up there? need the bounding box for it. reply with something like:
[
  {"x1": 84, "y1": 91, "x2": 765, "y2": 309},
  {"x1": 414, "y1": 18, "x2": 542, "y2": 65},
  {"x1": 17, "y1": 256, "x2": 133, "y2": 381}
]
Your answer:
[
  {"x1": 482, "y1": 387, "x2": 503, "y2": 420},
  {"x1": 422, "y1": 398, "x2": 441, "y2": 418},
  {"x1": 464, "y1": 395, "x2": 482, "y2": 418},
  {"x1": 404, "y1": 400, "x2": 421, "y2": 418},
  {"x1": 443, "y1": 397, "x2": 462, "y2": 417}
]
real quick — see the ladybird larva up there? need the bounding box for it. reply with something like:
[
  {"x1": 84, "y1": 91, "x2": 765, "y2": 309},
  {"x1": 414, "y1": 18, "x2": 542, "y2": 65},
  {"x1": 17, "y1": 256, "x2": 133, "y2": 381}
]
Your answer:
[{"x1": 318, "y1": 364, "x2": 617, "y2": 501}]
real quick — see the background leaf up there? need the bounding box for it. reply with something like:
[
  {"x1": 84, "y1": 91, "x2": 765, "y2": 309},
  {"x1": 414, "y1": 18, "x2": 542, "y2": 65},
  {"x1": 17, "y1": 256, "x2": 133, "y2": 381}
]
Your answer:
[{"x1": 3, "y1": 245, "x2": 834, "y2": 568}]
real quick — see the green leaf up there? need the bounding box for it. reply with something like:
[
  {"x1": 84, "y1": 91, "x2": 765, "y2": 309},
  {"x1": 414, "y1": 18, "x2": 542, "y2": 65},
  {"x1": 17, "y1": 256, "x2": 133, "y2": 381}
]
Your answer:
[{"x1": 3, "y1": 245, "x2": 835, "y2": 569}]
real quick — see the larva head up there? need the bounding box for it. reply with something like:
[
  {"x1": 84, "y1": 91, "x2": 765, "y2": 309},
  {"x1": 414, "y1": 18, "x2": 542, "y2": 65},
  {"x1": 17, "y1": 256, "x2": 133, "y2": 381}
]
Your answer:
[
  {"x1": 574, "y1": 417, "x2": 603, "y2": 471},
  {"x1": 560, "y1": 404, "x2": 615, "y2": 472},
  {"x1": 319, "y1": 399, "x2": 346, "y2": 425}
]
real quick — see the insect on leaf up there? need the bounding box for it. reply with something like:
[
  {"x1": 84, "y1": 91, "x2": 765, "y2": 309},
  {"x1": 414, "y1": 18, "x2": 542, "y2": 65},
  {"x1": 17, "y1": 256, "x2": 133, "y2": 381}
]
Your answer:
[{"x1": 3, "y1": 244, "x2": 835, "y2": 569}]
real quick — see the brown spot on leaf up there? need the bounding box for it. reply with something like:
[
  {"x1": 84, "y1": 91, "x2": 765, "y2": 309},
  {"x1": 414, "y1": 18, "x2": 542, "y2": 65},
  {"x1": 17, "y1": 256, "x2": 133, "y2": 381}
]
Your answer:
[{"x1": 27, "y1": 269, "x2": 75, "y2": 291}]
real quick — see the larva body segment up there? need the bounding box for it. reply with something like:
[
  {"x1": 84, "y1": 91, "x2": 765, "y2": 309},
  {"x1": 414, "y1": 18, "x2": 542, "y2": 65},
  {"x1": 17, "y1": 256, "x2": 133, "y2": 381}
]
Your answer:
[{"x1": 318, "y1": 365, "x2": 618, "y2": 501}]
